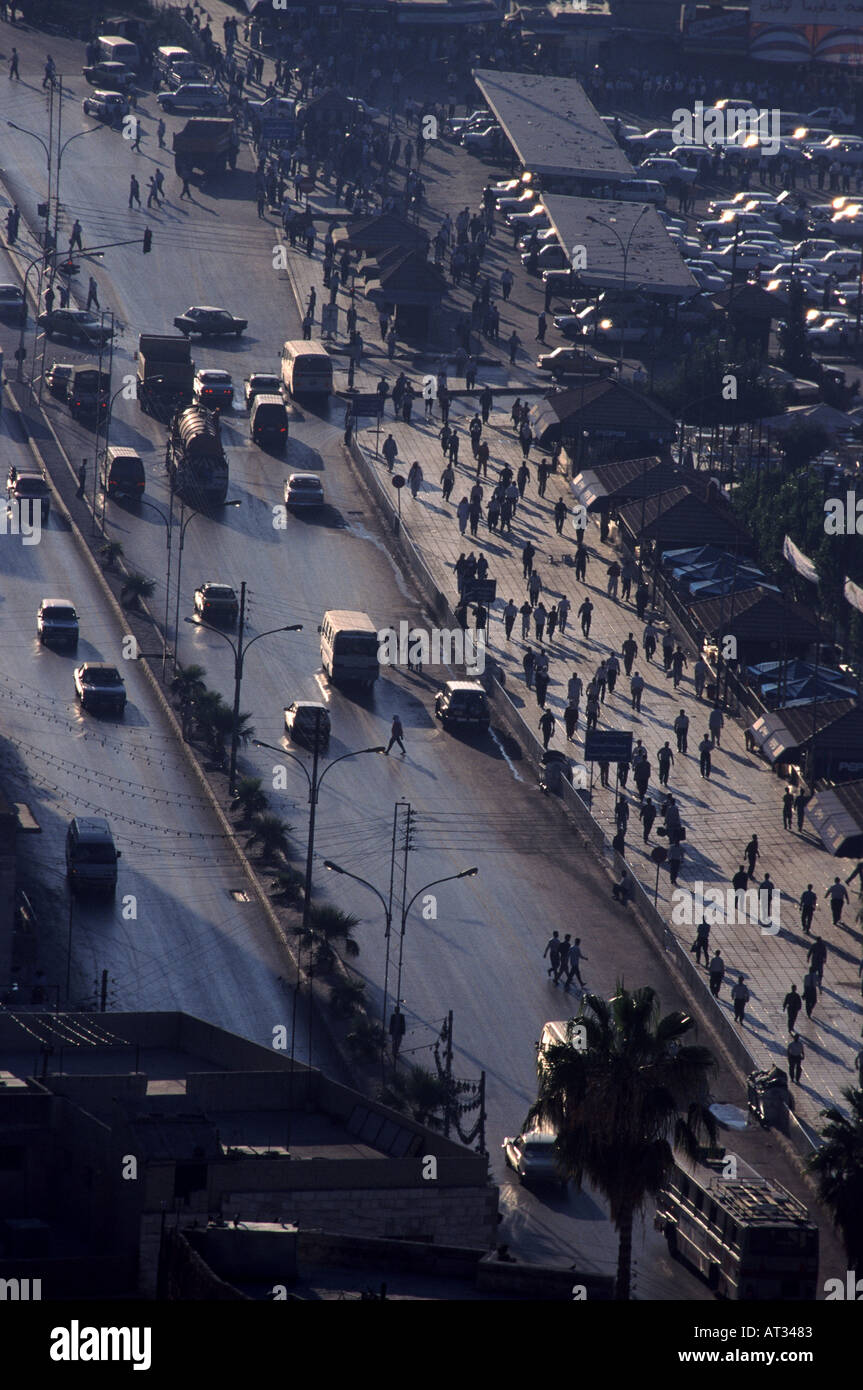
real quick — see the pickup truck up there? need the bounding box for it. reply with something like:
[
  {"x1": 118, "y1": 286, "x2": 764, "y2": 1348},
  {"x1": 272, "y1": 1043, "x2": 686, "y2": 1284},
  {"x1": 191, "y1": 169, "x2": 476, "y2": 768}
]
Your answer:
[{"x1": 67, "y1": 367, "x2": 110, "y2": 420}]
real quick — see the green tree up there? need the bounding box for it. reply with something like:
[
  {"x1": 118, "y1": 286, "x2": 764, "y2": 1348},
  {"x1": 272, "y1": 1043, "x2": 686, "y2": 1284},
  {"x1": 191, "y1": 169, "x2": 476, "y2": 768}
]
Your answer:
[
  {"x1": 808, "y1": 1086, "x2": 863, "y2": 1267},
  {"x1": 170, "y1": 663, "x2": 207, "y2": 705},
  {"x1": 296, "y1": 904, "x2": 362, "y2": 974},
  {"x1": 346, "y1": 1017, "x2": 386, "y2": 1062},
  {"x1": 329, "y1": 977, "x2": 367, "y2": 1019},
  {"x1": 270, "y1": 868, "x2": 304, "y2": 907},
  {"x1": 120, "y1": 572, "x2": 156, "y2": 610},
  {"x1": 99, "y1": 539, "x2": 124, "y2": 572},
  {"x1": 527, "y1": 986, "x2": 716, "y2": 1301},
  {"x1": 231, "y1": 776, "x2": 268, "y2": 824}
]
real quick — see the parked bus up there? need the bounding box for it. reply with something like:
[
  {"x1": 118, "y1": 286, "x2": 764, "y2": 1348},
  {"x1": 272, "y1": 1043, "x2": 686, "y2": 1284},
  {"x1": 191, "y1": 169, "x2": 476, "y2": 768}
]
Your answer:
[
  {"x1": 280, "y1": 340, "x2": 333, "y2": 400},
  {"x1": 655, "y1": 1148, "x2": 818, "y2": 1300},
  {"x1": 319, "y1": 610, "x2": 379, "y2": 687}
]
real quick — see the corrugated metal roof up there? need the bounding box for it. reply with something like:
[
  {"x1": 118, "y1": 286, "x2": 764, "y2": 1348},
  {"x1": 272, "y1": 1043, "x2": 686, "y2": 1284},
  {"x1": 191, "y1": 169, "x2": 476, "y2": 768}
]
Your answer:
[
  {"x1": 688, "y1": 588, "x2": 820, "y2": 645},
  {"x1": 807, "y1": 779, "x2": 863, "y2": 856},
  {"x1": 617, "y1": 485, "x2": 753, "y2": 550},
  {"x1": 748, "y1": 699, "x2": 857, "y2": 763},
  {"x1": 532, "y1": 379, "x2": 675, "y2": 439},
  {"x1": 542, "y1": 195, "x2": 699, "y2": 298},
  {"x1": 472, "y1": 68, "x2": 635, "y2": 181}
]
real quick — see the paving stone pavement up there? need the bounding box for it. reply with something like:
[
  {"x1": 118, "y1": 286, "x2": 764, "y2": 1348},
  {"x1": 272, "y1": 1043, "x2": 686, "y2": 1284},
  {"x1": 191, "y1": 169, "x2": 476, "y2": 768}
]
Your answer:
[{"x1": 279, "y1": 160, "x2": 863, "y2": 1143}]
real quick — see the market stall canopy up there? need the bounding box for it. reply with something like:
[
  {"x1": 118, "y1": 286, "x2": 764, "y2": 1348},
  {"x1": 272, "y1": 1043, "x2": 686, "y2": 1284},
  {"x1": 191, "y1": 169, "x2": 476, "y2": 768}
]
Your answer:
[
  {"x1": 748, "y1": 699, "x2": 858, "y2": 766},
  {"x1": 530, "y1": 378, "x2": 675, "y2": 445},
  {"x1": 542, "y1": 195, "x2": 699, "y2": 298},
  {"x1": 365, "y1": 249, "x2": 449, "y2": 307},
  {"x1": 570, "y1": 455, "x2": 682, "y2": 510},
  {"x1": 332, "y1": 213, "x2": 429, "y2": 256},
  {"x1": 616, "y1": 484, "x2": 753, "y2": 552},
  {"x1": 746, "y1": 659, "x2": 858, "y2": 709},
  {"x1": 689, "y1": 589, "x2": 811, "y2": 652},
  {"x1": 807, "y1": 780, "x2": 863, "y2": 856}
]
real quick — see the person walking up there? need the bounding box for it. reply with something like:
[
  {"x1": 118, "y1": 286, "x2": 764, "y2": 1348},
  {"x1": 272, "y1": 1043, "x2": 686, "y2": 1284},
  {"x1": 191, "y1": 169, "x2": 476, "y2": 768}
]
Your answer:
[
  {"x1": 807, "y1": 935, "x2": 828, "y2": 985},
  {"x1": 384, "y1": 715, "x2": 406, "y2": 757},
  {"x1": 557, "y1": 596, "x2": 570, "y2": 634},
  {"x1": 553, "y1": 498, "x2": 567, "y2": 535},
  {"x1": 745, "y1": 834, "x2": 759, "y2": 879},
  {"x1": 731, "y1": 864, "x2": 749, "y2": 909},
  {"x1": 68, "y1": 218, "x2": 83, "y2": 253},
  {"x1": 440, "y1": 463, "x2": 455, "y2": 502},
  {"x1": 522, "y1": 647, "x2": 536, "y2": 690},
  {"x1": 657, "y1": 741, "x2": 674, "y2": 787},
  {"x1": 179, "y1": 166, "x2": 193, "y2": 199},
  {"x1": 546, "y1": 604, "x2": 559, "y2": 643},
  {"x1": 640, "y1": 795, "x2": 656, "y2": 843},
  {"x1": 129, "y1": 175, "x2": 141, "y2": 210},
  {"x1": 606, "y1": 559, "x2": 621, "y2": 601},
  {"x1": 536, "y1": 312, "x2": 547, "y2": 343},
  {"x1": 673, "y1": 709, "x2": 689, "y2": 754},
  {"x1": 698, "y1": 734, "x2": 712, "y2": 779},
  {"x1": 578, "y1": 597, "x2": 593, "y2": 637},
  {"x1": 543, "y1": 930, "x2": 562, "y2": 980},
  {"x1": 539, "y1": 708, "x2": 555, "y2": 749},
  {"x1": 708, "y1": 950, "x2": 725, "y2": 998},
  {"x1": 782, "y1": 983, "x2": 802, "y2": 1033},
  {"x1": 633, "y1": 757, "x2": 651, "y2": 803},
  {"x1": 799, "y1": 883, "x2": 817, "y2": 934},
  {"x1": 709, "y1": 705, "x2": 724, "y2": 746},
  {"x1": 605, "y1": 653, "x2": 619, "y2": 695},
  {"x1": 503, "y1": 598, "x2": 517, "y2": 640},
  {"x1": 535, "y1": 665, "x2": 549, "y2": 709},
  {"x1": 528, "y1": 570, "x2": 542, "y2": 606},
  {"x1": 522, "y1": 540, "x2": 536, "y2": 580},
  {"x1": 731, "y1": 975, "x2": 750, "y2": 1024},
  {"x1": 615, "y1": 796, "x2": 629, "y2": 838},
  {"x1": 456, "y1": 496, "x2": 469, "y2": 535},
  {"x1": 671, "y1": 646, "x2": 687, "y2": 689},
  {"x1": 825, "y1": 876, "x2": 849, "y2": 925},
  {"x1": 9, "y1": 47, "x2": 20, "y2": 79},
  {"x1": 622, "y1": 632, "x2": 638, "y2": 677},
  {"x1": 574, "y1": 544, "x2": 589, "y2": 583},
  {"x1": 518, "y1": 600, "x2": 532, "y2": 640},
  {"x1": 533, "y1": 602, "x2": 547, "y2": 643},
  {"x1": 795, "y1": 789, "x2": 809, "y2": 831},
  {"x1": 643, "y1": 620, "x2": 658, "y2": 663},
  {"x1": 565, "y1": 938, "x2": 587, "y2": 990},
  {"x1": 692, "y1": 918, "x2": 710, "y2": 967},
  {"x1": 563, "y1": 698, "x2": 579, "y2": 740},
  {"x1": 75, "y1": 461, "x2": 87, "y2": 499},
  {"x1": 668, "y1": 840, "x2": 683, "y2": 886},
  {"x1": 554, "y1": 934, "x2": 571, "y2": 985},
  {"x1": 787, "y1": 1032, "x2": 805, "y2": 1084},
  {"x1": 782, "y1": 786, "x2": 795, "y2": 831},
  {"x1": 693, "y1": 655, "x2": 709, "y2": 700},
  {"x1": 407, "y1": 460, "x2": 423, "y2": 499},
  {"x1": 508, "y1": 330, "x2": 520, "y2": 364},
  {"x1": 802, "y1": 969, "x2": 818, "y2": 1019},
  {"x1": 157, "y1": 118, "x2": 166, "y2": 149},
  {"x1": 86, "y1": 276, "x2": 100, "y2": 310},
  {"x1": 661, "y1": 630, "x2": 675, "y2": 673},
  {"x1": 630, "y1": 671, "x2": 645, "y2": 712}
]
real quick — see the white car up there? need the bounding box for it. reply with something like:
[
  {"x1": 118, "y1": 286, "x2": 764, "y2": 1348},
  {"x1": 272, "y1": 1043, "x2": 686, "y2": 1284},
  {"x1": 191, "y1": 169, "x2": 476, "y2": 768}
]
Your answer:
[
  {"x1": 624, "y1": 127, "x2": 674, "y2": 154},
  {"x1": 507, "y1": 205, "x2": 550, "y2": 232},
  {"x1": 821, "y1": 248, "x2": 863, "y2": 277},
  {"x1": 638, "y1": 156, "x2": 698, "y2": 185},
  {"x1": 157, "y1": 83, "x2": 227, "y2": 113},
  {"x1": 461, "y1": 125, "x2": 499, "y2": 152},
  {"x1": 284, "y1": 473, "x2": 324, "y2": 508},
  {"x1": 690, "y1": 265, "x2": 728, "y2": 293},
  {"x1": 497, "y1": 189, "x2": 537, "y2": 215},
  {"x1": 808, "y1": 106, "x2": 855, "y2": 130},
  {"x1": 192, "y1": 369, "x2": 233, "y2": 410},
  {"x1": 522, "y1": 243, "x2": 567, "y2": 270},
  {"x1": 502, "y1": 1130, "x2": 565, "y2": 1188},
  {"x1": 447, "y1": 109, "x2": 491, "y2": 135},
  {"x1": 806, "y1": 314, "x2": 853, "y2": 349}
]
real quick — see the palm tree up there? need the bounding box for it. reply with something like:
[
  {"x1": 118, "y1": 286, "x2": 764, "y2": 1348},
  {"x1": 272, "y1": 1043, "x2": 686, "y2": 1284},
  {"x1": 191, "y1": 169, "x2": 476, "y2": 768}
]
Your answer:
[
  {"x1": 120, "y1": 572, "x2": 156, "y2": 610},
  {"x1": 403, "y1": 1064, "x2": 450, "y2": 1128},
  {"x1": 99, "y1": 539, "x2": 124, "y2": 571},
  {"x1": 346, "y1": 1016, "x2": 385, "y2": 1062},
  {"x1": 329, "y1": 977, "x2": 367, "y2": 1019},
  {"x1": 246, "y1": 812, "x2": 292, "y2": 864},
  {"x1": 301, "y1": 904, "x2": 361, "y2": 973},
  {"x1": 171, "y1": 663, "x2": 207, "y2": 705},
  {"x1": 190, "y1": 688, "x2": 223, "y2": 744},
  {"x1": 527, "y1": 985, "x2": 716, "y2": 1301},
  {"x1": 232, "y1": 776, "x2": 269, "y2": 824},
  {"x1": 270, "y1": 868, "x2": 304, "y2": 908},
  {"x1": 808, "y1": 1086, "x2": 863, "y2": 1267}
]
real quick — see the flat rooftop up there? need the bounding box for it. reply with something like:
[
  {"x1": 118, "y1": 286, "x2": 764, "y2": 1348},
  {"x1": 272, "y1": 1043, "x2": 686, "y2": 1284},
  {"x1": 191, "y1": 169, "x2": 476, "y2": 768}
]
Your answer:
[
  {"x1": 472, "y1": 69, "x2": 634, "y2": 181},
  {"x1": 542, "y1": 195, "x2": 699, "y2": 298}
]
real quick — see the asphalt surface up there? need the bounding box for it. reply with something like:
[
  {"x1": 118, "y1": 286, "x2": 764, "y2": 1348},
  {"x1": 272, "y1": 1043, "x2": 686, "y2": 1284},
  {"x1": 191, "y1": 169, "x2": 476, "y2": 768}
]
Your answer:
[{"x1": 0, "y1": 20, "x2": 848, "y2": 1296}]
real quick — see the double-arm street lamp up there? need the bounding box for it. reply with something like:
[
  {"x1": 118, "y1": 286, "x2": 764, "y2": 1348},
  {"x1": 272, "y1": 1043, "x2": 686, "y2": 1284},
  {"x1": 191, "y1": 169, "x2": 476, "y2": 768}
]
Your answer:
[
  {"x1": 174, "y1": 498, "x2": 242, "y2": 671},
  {"x1": 186, "y1": 590, "x2": 301, "y2": 794},
  {"x1": 586, "y1": 203, "x2": 650, "y2": 372},
  {"x1": 324, "y1": 858, "x2": 478, "y2": 1069}
]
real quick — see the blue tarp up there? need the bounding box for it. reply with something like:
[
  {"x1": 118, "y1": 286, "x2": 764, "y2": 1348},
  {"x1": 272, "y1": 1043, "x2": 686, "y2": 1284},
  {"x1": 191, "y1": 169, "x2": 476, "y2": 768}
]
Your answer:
[
  {"x1": 687, "y1": 572, "x2": 779, "y2": 599},
  {"x1": 746, "y1": 659, "x2": 857, "y2": 709}
]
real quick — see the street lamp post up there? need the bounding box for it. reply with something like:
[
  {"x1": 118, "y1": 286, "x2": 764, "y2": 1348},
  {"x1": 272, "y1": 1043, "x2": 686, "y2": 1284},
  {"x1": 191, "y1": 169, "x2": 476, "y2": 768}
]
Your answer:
[
  {"x1": 324, "y1": 859, "x2": 392, "y2": 1079},
  {"x1": 394, "y1": 870, "x2": 478, "y2": 1030},
  {"x1": 186, "y1": 594, "x2": 301, "y2": 795},
  {"x1": 586, "y1": 203, "x2": 650, "y2": 373},
  {"x1": 173, "y1": 498, "x2": 242, "y2": 672}
]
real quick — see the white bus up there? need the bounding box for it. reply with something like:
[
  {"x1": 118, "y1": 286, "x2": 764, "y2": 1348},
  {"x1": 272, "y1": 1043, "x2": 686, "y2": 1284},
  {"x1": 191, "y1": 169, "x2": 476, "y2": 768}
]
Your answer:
[
  {"x1": 319, "y1": 610, "x2": 379, "y2": 687},
  {"x1": 280, "y1": 340, "x2": 333, "y2": 399}
]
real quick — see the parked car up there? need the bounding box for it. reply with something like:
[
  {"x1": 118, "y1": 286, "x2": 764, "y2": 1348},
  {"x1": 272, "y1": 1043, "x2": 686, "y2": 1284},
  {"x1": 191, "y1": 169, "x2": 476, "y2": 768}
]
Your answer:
[
  {"x1": 165, "y1": 61, "x2": 208, "y2": 88},
  {"x1": 433, "y1": 680, "x2": 490, "y2": 732},
  {"x1": 174, "y1": 306, "x2": 247, "y2": 338},
  {"x1": 502, "y1": 1129, "x2": 564, "y2": 1188},
  {"x1": 284, "y1": 473, "x2": 324, "y2": 508},
  {"x1": 284, "y1": 700, "x2": 331, "y2": 749},
  {"x1": 193, "y1": 368, "x2": 234, "y2": 410},
  {"x1": 537, "y1": 346, "x2": 596, "y2": 375},
  {"x1": 82, "y1": 60, "x2": 135, "y2": 92},
  {"x1": 637, "y1": 156, "x2": 698, "y2": 185},
  {"x1": 521, "y1": 243, "x2": 567, "y2": 271},
  {"x1": 807, "y1": 106, "x2": 855, "y2": 130},
  {"x1": 193, "y1": 583, "x2": 239, "y2": 624},
  {"x1": 447, "y1": 109, "x2": 491, "y2": 135},
  {"x1": 507, "y1": 205, "x2": 550, "y2": 232},
  {"x1": 157, "y1": 83, "x2": 227, "y2": 113},
  {"x1": 460, "y1": 125, "x2": 500, "y2": 153},
  {"x1": 37, "y1": 597, "x2": 79, "y2": 648},
  {"x1": 244, "y1": 372, "x2": 282, "y2": 409},
  {"x1": 73, "y1": 662, "x2": 126, "y2": 715},
  {"x1": 7, "y1": 469, "x2": 50, "y2": 522},
  {"x1": 82, "y1": 90, "x2": 131, "y2": 121},
  {"x1": 0, "y1": 283, "x2": 26, "y2": 323},
  {"x1": 37, "y1": 309, "x2": 115, "y2": 345},
  {"x1": 497, "y1": 189, "x2": 537, "y2": 215},
  {"x1": 806, "y1": 314, "x2": 854, "y2": 349}
]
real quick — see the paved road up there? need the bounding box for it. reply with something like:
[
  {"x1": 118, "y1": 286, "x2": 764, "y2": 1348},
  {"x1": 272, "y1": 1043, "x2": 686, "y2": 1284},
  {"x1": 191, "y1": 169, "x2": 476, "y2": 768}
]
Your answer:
[{"x1": 0, "y1": 18, "x2": 848, "y2": 1294}]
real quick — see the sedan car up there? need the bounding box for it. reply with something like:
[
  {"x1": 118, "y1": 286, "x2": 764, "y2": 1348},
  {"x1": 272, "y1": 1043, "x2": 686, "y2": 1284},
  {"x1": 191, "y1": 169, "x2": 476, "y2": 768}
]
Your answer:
[
  {"x1": 37, "y1": 309, "x2": 115, "y2": 345},
  {"x1": 174, "y1": 306, "x2": 247, "y2": 338},
  {"x1": 82, "y1": 89, "x2": 131, "y2": 122},
  {"x1": 638, "y1": 156, "x2": 698, "y2": 185},
  {"x1": 806, "y1": 314, "x2": 854, "y2": 349},
  {"x1": 82, "y1": 60, "x2": 135, "y2": 92},
  {"x1": 433, "y1": 681, "x2": 490, "y2": 732},
  {"x1": 496, "y1": 189, "x2": 537, "y2": 215},
  {"x1": 461, "y1": 125, "x2": 500, "y2": 153},
  {"x1": 502, "y1": 1130, "x2": 564, "y2": 1188},
  {"x1": 74, "y1": 663, "x2": 126, "y2": 715},
  {"x1": 284, "y1": 473, "x2": 324, "y2": 509},
  {"x1": 193, "y1": 583, "x2": 239, "y2": 624},
  {"x1": 244, "y1": 372, "x2": 282, "y2": 409},
  {"x1": 165, "y1": 61, "x2": 208, "y2": 88},
  {"x1": 46, "y1": 363, "x2": 74, "y2": 399},
  {"x1": 0, "y1": 283, "x2": 26, "y2": 322},
  {"x1": 37, "y1": 597, "x2": 79, "y2": 648},
  {"x1": 7, "y1": 469, "x2": 50, "y2": 522},
  {"x1": 447, "y1": 109, "x2": 491, "y2": 135},
  {"x1": 507, "y1": 205, "x2": 550, "y2": 232},
  {"x1": 157, "y1": 83, "x2": 227, "y2": 113},
  {"x1": 193, "y1": 369, "x2": 234, "y2": 410},
  {"x1": 537, "y1": 346, "x2": 595, "y2": 375},
  {"x1": 284, "y1": 700, "x2": 331, "y2": 749},
  {"x1": 521, "y1": 243, "x2": 567, "y2": 271}
]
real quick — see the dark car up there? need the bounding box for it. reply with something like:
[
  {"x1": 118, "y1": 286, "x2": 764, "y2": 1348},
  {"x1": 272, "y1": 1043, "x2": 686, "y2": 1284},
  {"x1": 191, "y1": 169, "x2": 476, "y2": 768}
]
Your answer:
[
  {"x1": 46, "y1": 363, "x2": 75, "y2": 399},
  {"x1": 244, "y1": 372, "x2": 282, "y2": 409},
  {"x1": 82, "y1": 60, "x2": 136, "y2": 92},
  {"x1": 173, "y1": 306, "x2": 247, "y2": 338},
  {"x1": 73, "y1": 662, "x2": 126, "y2": 715},
  {"x1": 434, "y1": 680, "x2": 490, "y2": 732},
  {"x1": 0, "y1": 283, "x2": 26, "y2": 323},
  {"x1": 37, "y1": 597, "x2": 79, "y2": 648},
  {"x1": 7, "y1": 469, "x2": 50, "y2": 522},
  {"x1": 193, "y1": 582, "x2": 239, "y2": 624},
  {"x1": 37, "y1": 310, "x2": 115, "y2": 346},
  {"x1": 284, "y1": 700, "x2": 331, "y2": 749},
  {"x1": 67, "y1": 367, "x2": 110, "y2": 421}
]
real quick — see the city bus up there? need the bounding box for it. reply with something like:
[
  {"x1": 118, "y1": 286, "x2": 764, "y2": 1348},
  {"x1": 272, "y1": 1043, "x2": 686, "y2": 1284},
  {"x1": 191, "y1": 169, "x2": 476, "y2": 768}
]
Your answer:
[
  {"x1": 280, "y1": 340, "x2": 333, "y2": 400},
  {"x1": 319, "y1": 610, "x2": 379, "y2": 687},
  {"x1": 655, "y1": 1148, "x2": 818, "y2": 1300}
]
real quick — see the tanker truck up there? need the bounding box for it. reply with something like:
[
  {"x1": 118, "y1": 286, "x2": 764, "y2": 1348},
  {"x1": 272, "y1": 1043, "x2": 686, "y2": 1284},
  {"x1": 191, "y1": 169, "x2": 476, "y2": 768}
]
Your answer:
[{"x1": 165, "y1": 405, "x2": 229, "y2": 508}]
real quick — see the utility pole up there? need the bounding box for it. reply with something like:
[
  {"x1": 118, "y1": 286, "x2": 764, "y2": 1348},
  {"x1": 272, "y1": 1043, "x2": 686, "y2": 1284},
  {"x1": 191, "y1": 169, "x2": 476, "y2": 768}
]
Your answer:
[
  {"x1": 443, "y1": 1010, "x2": 453, "y2": 1138},
  {"x1": 228, "y1": 582, "x2": 247, "y2": 793}
]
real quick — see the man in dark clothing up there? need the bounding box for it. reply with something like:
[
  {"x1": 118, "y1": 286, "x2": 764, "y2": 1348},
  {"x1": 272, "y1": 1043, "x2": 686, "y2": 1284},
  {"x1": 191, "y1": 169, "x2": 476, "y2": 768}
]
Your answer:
[
  {"x1": 745, "y1": 834, "x2": 759, "y2": 878},
  {"x1": 640, "y1": 795, "x2": 656, "y2": 843},
  {"x1": 384, "y1": 715, "x2": 406, "y2": 757},
  {"x1": 522, "y1": 648, "x2": 535, "y2": 689},
  {"x1": 535, "y1": 667, "x2": 549, "y2": 708},
  {"x1": 782, "y1": 786, "x2": 794, "y2": 831},
  {"x1": 522, "y1": 541, "x2": 536, "y2": 580},
  {"x1": 698, "y1": 734, "x2": 712, "y2": 779},
  {"x1": 732, "y1": 976, "x2": 750, "y2": 1024},
  {"x1": 673, "y1": 710, "x2": 689, "y2": 754},
  {"x1": 657, "y1": 742, "x2": 673, "y2": 787},
  {"x1": 692, "y1": 919, "x2": 710, "y2": 966},
  {"x1": 782, "y1": 984, "x2": 802, "y2": 1033},
  {"x1": 807, "y1": 935, "x2": 827, "y2": 985},
  {"x1": 621, "y1": 633, "x2": 638, "y2": 676},
  {"x1": 553, "y1": 498, "x2": 566, "y2": 535},
  {"x1": 578, "y1": 598, "x2": 593, "y2": 637},
  {"x1": 565, "y1": 938, "x2": 587, "y2": 990},
  {"x1": 799, "y1": 883, "x2": 816, "y2": 934},
  {"x1": 539, "y1": 708, "x2": 555, "y2": 748},
  {"x1": 543, "y1": 931, "x2": 562, "y2": 979}
]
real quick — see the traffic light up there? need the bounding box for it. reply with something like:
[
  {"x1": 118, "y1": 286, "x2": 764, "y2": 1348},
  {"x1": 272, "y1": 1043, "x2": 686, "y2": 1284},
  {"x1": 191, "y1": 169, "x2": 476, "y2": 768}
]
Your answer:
[{"x1": 142, "y1": 228, "x2": 152, "y2": 254}]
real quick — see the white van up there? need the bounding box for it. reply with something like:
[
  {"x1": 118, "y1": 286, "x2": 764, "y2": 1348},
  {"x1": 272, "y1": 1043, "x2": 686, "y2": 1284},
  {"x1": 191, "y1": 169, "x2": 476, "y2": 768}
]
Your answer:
[
  {"x1": 319, "y1": 610, "x2": 379, "y2": 687},
  {"x1": 155, "y1": 45, "x2": 192, "y2": 76},
  {"x1": 280, "y1": 340, "x2": 333, "y2": 399},
  {"x1": 97, "y1": 35, "x2": 140, "y2": 69},
  {"x1": 613, "y1": 178, "x2": 666, "y2": 207}
]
